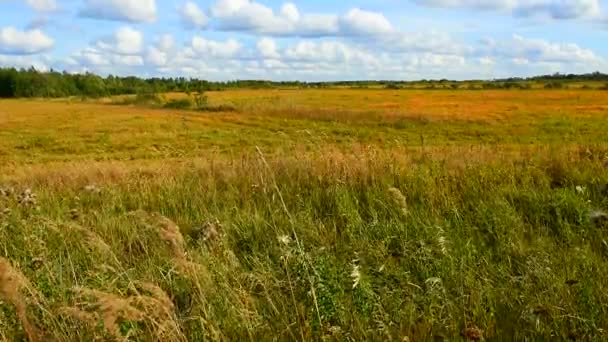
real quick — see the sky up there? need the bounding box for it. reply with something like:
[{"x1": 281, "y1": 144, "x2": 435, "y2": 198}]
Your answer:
[{"x1": 0, "y1": 0, "x2": 607, "y2": 81}]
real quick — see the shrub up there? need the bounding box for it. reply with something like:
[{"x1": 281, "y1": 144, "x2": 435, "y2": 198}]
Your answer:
[
  {"x1": 544, "y1": 82, "x2": 564, "y2": 89},
  {"x1": 163, "y1": 98, "x2": 193, "y2": 109}
]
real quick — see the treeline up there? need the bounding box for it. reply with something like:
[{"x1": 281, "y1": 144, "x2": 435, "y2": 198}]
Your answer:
[{"x1": 1, "y1": 67, "x2": 607, "y2": 98}]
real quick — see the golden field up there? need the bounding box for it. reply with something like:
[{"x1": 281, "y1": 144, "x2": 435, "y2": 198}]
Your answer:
[{"x1": 1, "y1": 88, "x2": 608, "y2": 341}]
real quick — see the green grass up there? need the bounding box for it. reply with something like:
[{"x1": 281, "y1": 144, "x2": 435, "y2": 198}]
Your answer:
[{"x1": 2, "y1": 148, "x2": 608, "y2": 340}]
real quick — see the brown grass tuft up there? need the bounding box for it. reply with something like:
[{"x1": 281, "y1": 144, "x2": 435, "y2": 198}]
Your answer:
[
  {"x1": 65, "y1": 223, "x2": 115, "y2": 259},
  {"x1": 60, "y1": 283, "x2": 182, "y2": 341},
  {"x1": 156, "y1": 215, "x2": 186, "y2": 259},
  {"x1": 128, "y1": 211, "x2": 202, "y2": 274},
  {"x1": 0, "y1": 258, "x2": 39, "y2": 342}
]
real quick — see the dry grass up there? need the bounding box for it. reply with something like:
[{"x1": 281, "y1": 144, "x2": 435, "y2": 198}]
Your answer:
[
  {"x1": 0, "y1": 258, "x2": 39, "y2": 342},
  {"x1": 61, "y1": 283, "x2": 183, "y2": 341}
]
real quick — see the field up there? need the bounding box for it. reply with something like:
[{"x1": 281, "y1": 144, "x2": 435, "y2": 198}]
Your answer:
[{"x1": 1, "y1": 88, "x2": 608, "y2": 341}]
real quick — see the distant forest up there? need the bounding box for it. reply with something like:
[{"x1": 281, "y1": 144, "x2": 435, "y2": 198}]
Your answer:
[{"x1": 0, "y1": 67, "x2": 607, "y2": 98}]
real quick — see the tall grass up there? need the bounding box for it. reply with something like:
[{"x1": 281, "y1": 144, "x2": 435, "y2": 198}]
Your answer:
[{"x1": 1, "y1": 147, "x2": 608, "y2": 340}]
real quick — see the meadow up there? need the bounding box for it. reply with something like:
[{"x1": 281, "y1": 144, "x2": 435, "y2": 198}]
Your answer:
[{"x1": 1, "y1": 88, "x2": 608, "y2": 341}]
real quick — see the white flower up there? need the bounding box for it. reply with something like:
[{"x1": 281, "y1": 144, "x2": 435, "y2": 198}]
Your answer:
[{"x1": 576, "y1": 186, "x2": 587, "y2": 194}]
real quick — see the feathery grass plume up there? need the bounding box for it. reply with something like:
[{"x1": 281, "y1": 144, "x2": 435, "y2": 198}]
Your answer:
[
  {"x1": 0, "y1": 258, "x2": 39, "y2": 342},
  {"x1": 351, "y1": 259, "x2": 361, "y2": 289},
  {"x1": 61, "y1": 283, "x2": 183, "y2": 341},
  {"x1": 436, "y1": 226, "x2": 449, "y2": 256},
  {"x1": 151, "y1": 213, "x2": 204, "y2": 275},
  {"x1": 388, "y1": 187, "x2": 408, "y2": 216},
  {"x1": 63, "y1": 223, "x2": 116, "y2": 263},
  {"x1": 156, "y1": 215, "x2": 186, "y2": 258}
]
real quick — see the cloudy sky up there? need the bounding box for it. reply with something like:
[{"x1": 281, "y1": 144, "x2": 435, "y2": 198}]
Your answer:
[{"x1": 0, "y1": 0, "x2": 607, "y2": 80}]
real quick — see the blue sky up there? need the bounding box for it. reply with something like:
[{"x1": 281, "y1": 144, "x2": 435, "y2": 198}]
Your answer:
[{"x1": 0, "y1": 0, "x2": 607, "y2": 80}]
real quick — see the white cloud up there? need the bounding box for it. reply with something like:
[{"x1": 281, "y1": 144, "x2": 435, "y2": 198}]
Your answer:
[
  {"x1": 339, "y1": 8, "x2": 393, "y2": 35},
  {"x1": 70, "y1": 46, "x2": 145, "y2": 69},
  {"x1": 0, "y1": 27, "x2": 54, "y2": 54},
  {"x1": 69, "y1": 27, "x2": 146, "y2": 71},
  {"x1": 208, "y1": 0, "x2": 393, "y2": 37},
  {"x1": 413, "y1": 0, "x2": 602, "y2": 19},
  {"x1": 146, "y1": 34, "x2": 174, "y2": 67},
  {"x1": 96, "y1": 26, "x2": 143, "y2": 55},
  {"x1": 284, "y1": 40, "x2": 381, "y2": 66},
  {"x1": 257, "y1": 37, "x2": 280, "y2": 59},
  {"x1": 26, "y1": 0, "x2": 57, "y2": 12},
  {"x1": 80, "y1": 0, "x2": 157, "y2": 23},
  {"x1": 180, "y1": 1, "x2": 208, "y2": 29},
  {"x1": 190, "y1": 36, "x2": 242, "y2": 58},
  {"x1": 280, "y1": 2, "x2": 299, "y2": 22},
  {"x1": 0, "y1": 54, "x2": 50, "y2": 71},
  {"x1": 484, "y1": 34, "x2": 601, "y2": 64}
]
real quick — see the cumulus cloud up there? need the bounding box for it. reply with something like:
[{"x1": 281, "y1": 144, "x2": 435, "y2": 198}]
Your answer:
[
  {"x1": 180, "y1": 1, "x2": 208, "y2": 29},
  {"x1": 482, "y1": 34, "x2": 601, "y2": 64},
  {"x1": 339, "y1": 8, "x2": 393, "y2": 35},
  {"x1": 0, "y1": 27, "x2": 54, "y2": 54},
  {"x1": 190, "y1": 36, "x2": 242, "y2": 58},
  {"x1": 413, "y1": 0, "x2": 602, "y2": 19},
  {"x1": 69, "y1": 47, "x2": 144, "y2": 68},
  {"x1": 68, "y1": 27, "x2": 145, "y2": 70},
  {"x1": 0, "y1": 54, "x2": 50, "y2": 70},
  {"x1": 96, "y1": 26, "x2": 143, "y2": 55},
  {"x1": 80, "y1": 0, "x2": 157, "y2": 23},
  {"x1": 146, "y1": 34, "x2": 174, "y2": 66},
  {"x1": 208, "y1": 0, "x2": 395, "y2": 37},
  {"x1": 257, "y1": 37, "x2": 280, "y2": 59}
]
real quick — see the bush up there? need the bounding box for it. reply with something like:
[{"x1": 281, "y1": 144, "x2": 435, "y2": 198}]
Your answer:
[
  {"x1": 544, "y1": 82, "x2": 564, "y2": 89},
  {"x1": 117, "y1": 92, "x2": 163, "y2": 106},
  {"x1": 163, "y1": 98, "x2": 193, "y2": 109},
  {"x1": 192, "y1": 93, "x2": 208, "y2": 109}
]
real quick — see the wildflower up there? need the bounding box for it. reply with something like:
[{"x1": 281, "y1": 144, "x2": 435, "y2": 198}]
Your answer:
[
  {"x1": 351, "y1": 262, "x2": 361, "y2": 289},
  {"x1": 575, "y1": 185, "x2": 586, "y2": 195},
  {"x1": 278, "y1": 235, "x2": 292, "y2": 246},
  {"x1": 425, "y1": 277, "x2": 442, "y2": 288},
  {"x1": 83, "y1": 184, "x2": 101, "y2": 193},
  {"x1": 17, "y1": 189, "x2": 37, "y2": 207}
]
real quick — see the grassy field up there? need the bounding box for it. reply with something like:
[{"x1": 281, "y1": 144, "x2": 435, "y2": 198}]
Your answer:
[{"x1": 1, "y1": 89, "x2": 608, "y2": 341}]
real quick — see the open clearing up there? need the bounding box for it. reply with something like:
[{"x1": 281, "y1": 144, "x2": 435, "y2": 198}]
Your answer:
[{"x1": 1, "y1": 89, "x2": 608, "y2": 340}]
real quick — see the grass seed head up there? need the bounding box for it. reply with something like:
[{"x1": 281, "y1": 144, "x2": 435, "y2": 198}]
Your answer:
[
  {"x1": 388, "y1": 187, "x2": 408, "y2": 215},
  {"x1": 62, "y1": 283, "x2": 179, "y2": 340}
]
